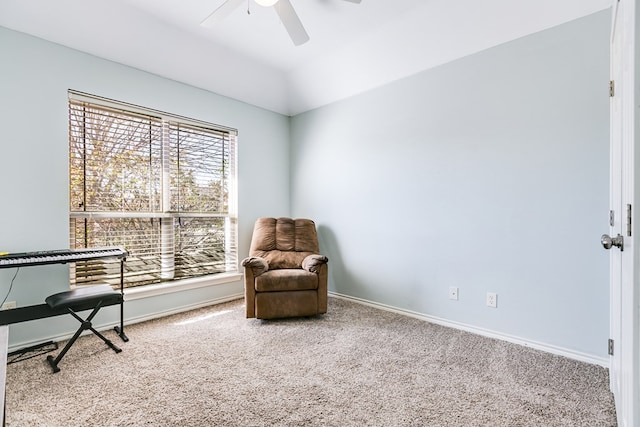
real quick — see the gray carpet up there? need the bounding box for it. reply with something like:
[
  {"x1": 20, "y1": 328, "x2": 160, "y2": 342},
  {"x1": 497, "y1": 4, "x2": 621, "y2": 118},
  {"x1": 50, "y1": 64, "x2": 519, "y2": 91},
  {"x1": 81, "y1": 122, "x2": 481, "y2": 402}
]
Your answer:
[{"x1": 5, "y1": 297, "x2": 616, "y2": 426}]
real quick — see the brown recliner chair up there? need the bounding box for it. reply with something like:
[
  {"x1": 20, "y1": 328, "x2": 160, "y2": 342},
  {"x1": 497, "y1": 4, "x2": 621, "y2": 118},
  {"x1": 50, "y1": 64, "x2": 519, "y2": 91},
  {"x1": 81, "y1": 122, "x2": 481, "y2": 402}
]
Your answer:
[{"x1": 242, "y1": 217, "x2": 328, "y2": 319}]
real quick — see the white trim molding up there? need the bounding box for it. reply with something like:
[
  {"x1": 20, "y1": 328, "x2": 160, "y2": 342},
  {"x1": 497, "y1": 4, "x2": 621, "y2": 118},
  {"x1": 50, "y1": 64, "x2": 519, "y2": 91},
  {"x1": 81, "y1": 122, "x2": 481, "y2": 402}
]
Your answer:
[
  {"x1": 123, "y1": 272, "x2": 243, "y2": 301},
  {"x1": 329, "y1": 292, "x2": 609, "y2": 368}
]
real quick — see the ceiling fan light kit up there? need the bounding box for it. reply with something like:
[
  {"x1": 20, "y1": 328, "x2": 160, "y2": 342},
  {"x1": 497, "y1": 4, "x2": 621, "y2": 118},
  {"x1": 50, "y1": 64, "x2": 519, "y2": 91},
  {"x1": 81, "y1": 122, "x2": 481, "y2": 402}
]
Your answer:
[{"x1": 202, "y1": 0, "x2": 361, "y2": 46}]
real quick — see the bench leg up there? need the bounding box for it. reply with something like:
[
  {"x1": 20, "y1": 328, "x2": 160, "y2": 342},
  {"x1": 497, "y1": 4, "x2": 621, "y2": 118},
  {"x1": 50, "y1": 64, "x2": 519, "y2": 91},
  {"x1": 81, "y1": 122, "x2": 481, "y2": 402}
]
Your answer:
[
  {"x1": 47, "y1": 303, "x2": 121, "y2": 374},
  {"x1": 87, "y1": 325, "x2": 121, "y2": 354},
  {"x1": 46, "y1": 321, "x2": 86, "y2": 374}
]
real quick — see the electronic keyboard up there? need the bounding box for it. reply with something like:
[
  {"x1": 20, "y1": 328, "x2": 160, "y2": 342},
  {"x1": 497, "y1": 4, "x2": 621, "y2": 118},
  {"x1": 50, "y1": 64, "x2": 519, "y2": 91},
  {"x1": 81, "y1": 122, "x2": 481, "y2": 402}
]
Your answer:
[
  {"x1": 0, "y1": 246, "x2": 128, "y2": 341},
  {"x1": 0, "y1": 247, "x2": 127, "y2": 268}
]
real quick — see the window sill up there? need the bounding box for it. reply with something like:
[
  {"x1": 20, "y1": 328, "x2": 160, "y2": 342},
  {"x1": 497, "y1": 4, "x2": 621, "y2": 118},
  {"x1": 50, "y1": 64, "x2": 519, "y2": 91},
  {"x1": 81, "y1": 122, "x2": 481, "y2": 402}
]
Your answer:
[{"x1": 123, "y1": 272, "x2": 243, "y2": 301}]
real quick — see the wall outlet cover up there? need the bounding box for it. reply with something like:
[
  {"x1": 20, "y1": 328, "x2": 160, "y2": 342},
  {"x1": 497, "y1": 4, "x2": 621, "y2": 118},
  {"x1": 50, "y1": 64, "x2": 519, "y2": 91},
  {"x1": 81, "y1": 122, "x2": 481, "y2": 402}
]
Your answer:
[{"x1": 486, "y1": 292, "x2": 497, "y2": 308}]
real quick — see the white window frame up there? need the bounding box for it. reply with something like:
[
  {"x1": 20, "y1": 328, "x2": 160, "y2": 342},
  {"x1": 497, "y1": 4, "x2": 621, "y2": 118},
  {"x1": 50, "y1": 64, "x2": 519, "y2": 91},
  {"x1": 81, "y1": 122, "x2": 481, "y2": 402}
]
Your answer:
[{"x1": 68, "y1": 90, "x2": 241, "y2": 298}]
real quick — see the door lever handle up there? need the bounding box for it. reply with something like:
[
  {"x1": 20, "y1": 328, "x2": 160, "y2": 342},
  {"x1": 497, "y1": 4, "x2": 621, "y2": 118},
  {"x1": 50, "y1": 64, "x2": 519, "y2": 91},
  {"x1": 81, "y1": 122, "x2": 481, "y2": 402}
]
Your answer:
[{"x1": 601, "y1": 233, "x2": 624, "y2": 251}]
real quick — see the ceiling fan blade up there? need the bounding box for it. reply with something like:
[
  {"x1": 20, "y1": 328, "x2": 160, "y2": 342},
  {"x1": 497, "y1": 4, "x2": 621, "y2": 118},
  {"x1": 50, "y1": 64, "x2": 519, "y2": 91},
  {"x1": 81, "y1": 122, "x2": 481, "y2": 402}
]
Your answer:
[
  {"x1": 341, "y1": 0, "x2": 362, "y2": 3},
  {"x1": 201, "y1": 0, "x2": 245, "y2": 27},
  {"x1": 274, "y1": 0, "x2": 310, "y2": 46}
]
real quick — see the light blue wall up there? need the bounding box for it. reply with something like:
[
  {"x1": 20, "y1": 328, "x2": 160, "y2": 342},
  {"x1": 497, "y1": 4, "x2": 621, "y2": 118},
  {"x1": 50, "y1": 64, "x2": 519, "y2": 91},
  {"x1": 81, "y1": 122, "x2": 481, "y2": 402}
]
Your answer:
[
  {"x1": 290, "y1": 12, "x2": 610, "y2": 357},
  {"x1": 0, "y1": 26, "x2": 290, "y2": 347},
  {"x1": 0, "y1": 11, "x2": 612, "y2": 359}
]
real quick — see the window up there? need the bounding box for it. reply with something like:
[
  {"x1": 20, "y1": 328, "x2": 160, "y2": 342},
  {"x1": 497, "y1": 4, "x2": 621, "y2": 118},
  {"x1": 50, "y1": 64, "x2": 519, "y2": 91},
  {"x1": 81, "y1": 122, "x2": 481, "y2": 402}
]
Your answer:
[{"x1": 68, "y1": 91, "x2": 238, "y2": 289}]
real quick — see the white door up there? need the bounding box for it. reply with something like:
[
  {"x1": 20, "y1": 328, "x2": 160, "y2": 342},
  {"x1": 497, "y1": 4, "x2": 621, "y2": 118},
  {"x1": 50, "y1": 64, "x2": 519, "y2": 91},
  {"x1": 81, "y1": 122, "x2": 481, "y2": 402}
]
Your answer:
[
  {"x1": 607, "y1": 0, "x2": 622, "y2": 402},
  {"x1": 607, "y1": 0, "x2": 639, "y2": 425}
]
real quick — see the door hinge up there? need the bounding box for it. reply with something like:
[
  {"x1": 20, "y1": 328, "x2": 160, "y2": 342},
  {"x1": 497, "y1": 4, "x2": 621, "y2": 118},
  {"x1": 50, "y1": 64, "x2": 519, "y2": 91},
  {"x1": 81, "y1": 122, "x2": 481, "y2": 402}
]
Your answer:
[
  {"x1": 608, "y1": 338, "x2": 614, "y2": 356},
  {"x1": 627, "y1": 204, "x2": 632, "y2": 236},
  {"x1": 610, "y1": 80, "x2": 615, "y2": 97}
]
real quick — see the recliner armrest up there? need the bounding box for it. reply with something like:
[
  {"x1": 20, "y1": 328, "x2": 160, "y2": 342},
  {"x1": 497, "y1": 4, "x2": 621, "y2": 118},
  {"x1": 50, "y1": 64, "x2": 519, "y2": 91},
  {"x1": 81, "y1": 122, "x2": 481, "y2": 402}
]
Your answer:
[
  {"x1": 241, "y1": 256, "x2": 269, "y2": 276},
  {"x1": 302, "y1": 254, "x2": 328, "y2": 273}
]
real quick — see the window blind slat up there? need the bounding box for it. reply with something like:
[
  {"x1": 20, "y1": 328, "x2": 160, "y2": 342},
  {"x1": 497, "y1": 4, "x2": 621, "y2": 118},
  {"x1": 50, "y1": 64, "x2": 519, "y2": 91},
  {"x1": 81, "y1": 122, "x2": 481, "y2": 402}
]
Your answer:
[{"x1": 69, "y1": 94, "x2": 238, "y2": 289}]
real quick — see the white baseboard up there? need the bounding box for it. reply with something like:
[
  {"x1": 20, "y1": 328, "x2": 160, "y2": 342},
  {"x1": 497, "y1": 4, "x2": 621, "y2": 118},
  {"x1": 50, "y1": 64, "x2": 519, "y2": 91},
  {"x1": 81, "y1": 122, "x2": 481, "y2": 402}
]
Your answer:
[
  {"x1": 10, "y1": 291, "x2": 608, "y2": 369},
  {"x1": 329, "y1": 292, "x2": 609, "y2": 368}
]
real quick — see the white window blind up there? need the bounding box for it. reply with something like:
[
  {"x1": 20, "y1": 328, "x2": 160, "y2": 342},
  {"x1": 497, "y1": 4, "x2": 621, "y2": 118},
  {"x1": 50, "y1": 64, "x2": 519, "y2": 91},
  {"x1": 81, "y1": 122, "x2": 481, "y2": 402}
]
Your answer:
[{"x1": 68, "y1": 91, "x2": 238, "y2": 288}]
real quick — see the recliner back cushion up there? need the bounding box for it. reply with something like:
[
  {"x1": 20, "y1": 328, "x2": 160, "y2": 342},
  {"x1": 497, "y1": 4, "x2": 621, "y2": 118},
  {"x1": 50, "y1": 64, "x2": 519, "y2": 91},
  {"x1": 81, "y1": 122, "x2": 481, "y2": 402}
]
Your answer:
[{"x1": 250, "y1": 217, "x2": 319, "y2": 269}]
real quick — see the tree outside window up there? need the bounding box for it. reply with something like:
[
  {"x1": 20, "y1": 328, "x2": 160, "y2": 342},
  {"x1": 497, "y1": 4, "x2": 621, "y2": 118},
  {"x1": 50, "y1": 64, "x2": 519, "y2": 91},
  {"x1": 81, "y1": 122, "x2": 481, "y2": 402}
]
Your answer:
[{"x1": 68, "y1": 92, "x2": 238, "y2": 288}]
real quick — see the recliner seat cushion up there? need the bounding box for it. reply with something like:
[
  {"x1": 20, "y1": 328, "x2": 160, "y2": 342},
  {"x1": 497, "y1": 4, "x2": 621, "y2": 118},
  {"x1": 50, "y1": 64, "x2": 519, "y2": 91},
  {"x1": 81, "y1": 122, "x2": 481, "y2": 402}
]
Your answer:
[{"x1": 255, "y1": 269, "x2": 318, "y2": 292}]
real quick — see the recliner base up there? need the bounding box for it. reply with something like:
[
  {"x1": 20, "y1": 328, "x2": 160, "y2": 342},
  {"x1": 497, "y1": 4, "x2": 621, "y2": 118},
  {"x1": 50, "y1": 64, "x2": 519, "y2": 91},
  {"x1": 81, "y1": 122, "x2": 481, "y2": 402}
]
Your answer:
[{"x1": 254, "y1": 290, "x2": 322, "y2": 319}]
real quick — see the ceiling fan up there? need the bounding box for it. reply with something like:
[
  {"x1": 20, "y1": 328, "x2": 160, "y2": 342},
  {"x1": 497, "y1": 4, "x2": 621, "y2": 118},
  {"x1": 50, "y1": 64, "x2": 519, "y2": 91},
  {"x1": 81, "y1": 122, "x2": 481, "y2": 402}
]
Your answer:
[{"x1": 201, "y1": 0, "x2": 362, "y2": 46}]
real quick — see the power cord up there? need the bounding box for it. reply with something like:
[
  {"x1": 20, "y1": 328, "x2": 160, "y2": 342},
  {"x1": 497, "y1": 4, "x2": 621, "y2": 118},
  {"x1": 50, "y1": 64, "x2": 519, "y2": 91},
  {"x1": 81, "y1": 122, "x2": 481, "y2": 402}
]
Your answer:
[{"x1": 1, "y1": 267, "x2": 19, "y2": 308}]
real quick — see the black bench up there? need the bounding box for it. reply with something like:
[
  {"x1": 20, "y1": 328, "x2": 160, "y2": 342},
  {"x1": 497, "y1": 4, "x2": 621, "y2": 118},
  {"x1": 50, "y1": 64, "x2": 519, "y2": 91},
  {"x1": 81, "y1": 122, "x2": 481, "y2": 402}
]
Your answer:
[{"x1": 44, "y1": 285, "x2": 123, "y2": 373}]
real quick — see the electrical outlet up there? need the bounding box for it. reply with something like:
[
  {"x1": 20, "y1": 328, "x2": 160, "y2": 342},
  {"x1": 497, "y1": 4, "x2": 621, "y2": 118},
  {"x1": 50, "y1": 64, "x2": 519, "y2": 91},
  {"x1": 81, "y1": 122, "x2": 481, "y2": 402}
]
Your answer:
[
  {"x1": 1, "y1": 301, "x2": 16, "y2": 310},
  {"x1": 448, "y1": 287, "x2": 458, "y2": 300},
  {"x1": 486, "y1": 292, "x2": 497, "y2": 308}
]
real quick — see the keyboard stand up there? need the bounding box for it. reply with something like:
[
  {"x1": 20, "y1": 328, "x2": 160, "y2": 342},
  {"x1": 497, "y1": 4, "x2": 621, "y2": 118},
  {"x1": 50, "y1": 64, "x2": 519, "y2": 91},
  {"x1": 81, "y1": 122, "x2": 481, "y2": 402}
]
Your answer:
[
  {"x1": 0, "y1": 246, "x2": 128, "y2": 339},
  {"x1": 113, "y1": 258, "x2": 128, "y2": 342}
]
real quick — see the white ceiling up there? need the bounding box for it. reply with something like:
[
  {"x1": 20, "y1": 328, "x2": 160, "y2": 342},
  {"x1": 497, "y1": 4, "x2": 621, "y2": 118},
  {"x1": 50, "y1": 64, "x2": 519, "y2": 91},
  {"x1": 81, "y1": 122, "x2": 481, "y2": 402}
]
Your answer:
[{"x1": 0, "y1": 0, "x2": 611, "y2": 116}]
